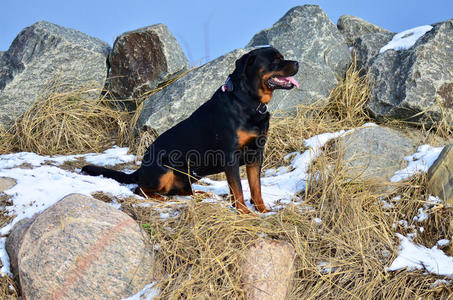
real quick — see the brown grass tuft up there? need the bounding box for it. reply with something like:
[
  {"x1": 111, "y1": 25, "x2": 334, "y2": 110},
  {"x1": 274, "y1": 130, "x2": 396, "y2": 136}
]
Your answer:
[
  {"x1": 323, "y1": 59, "x2": 371, "y2": 128},
  {"x1": 0, "y1": 126, "x2": 14, "y2": 154},
  {"x1": 0, "y1": 274, "x2": 18, "y2": 300},
  {"x1": 0, "y1": 80, "x2": 132, "y2": 155}
]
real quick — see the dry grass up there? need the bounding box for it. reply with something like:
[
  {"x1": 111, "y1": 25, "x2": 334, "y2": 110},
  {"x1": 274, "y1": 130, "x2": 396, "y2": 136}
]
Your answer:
[
  {"x1": 0, "y1": 126, "x2": 14, "y2": 154},
  {"x1": 323, "y1": 59, "x2": 371, "y2": 128},
  {"x1": 0, "y1": 275, "x2": 18, "y2": 300},
  {"x1": 0, "y1": 80, "x2": 132, "y2": 155}
]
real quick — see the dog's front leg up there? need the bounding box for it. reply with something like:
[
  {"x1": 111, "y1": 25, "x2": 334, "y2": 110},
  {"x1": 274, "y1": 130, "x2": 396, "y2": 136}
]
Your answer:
[
  {"x1": 246, "y1": 163, "x2": 269, "y2": 213},
  {"x1": 224, "y1": 165, "x2": 251, "y2": 214}
]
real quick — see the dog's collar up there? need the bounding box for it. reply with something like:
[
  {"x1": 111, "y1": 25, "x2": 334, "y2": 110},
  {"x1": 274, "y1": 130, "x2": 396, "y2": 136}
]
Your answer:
[
  {"x1": 221, "y1": 76, "x2": 233, "y2": 92},
  {"x1": 222, "y1": 77, "x2": 267, "y2": 114},
  {"x1": 256, "y1": 103, "x2": 268, "y2": 114}
]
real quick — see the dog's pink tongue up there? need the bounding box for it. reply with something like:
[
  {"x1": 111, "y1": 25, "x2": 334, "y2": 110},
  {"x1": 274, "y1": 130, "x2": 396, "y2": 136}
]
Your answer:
[{"x1": 286, "y1": 77, "x2": 299, "y2": 89}]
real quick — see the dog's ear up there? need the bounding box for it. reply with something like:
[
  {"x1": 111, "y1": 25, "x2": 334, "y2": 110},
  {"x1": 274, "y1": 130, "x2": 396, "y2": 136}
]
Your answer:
[{"x1": 230, "y1": 53, "x2": 256, "y2": 82}]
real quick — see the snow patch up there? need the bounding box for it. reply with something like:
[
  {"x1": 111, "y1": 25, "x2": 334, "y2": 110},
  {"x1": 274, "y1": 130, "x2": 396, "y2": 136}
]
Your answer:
[
  {"x1": 83, "y1": 146, "x2": 135, "y2": 166},
  {"x1": 0, "y1": 238, "x2": 12, "y2": 277},
  {"x1": 387, "y1": 234, "x2": 453, "y2": 278},
  {"x1": 391, "y1": 145, "x2": 443, "y2": 182},
  {"x1": 437, "y1": 239, "x2": 450, "y2": 247},
  {"x1": 380, "y1": 25, "x2": 433, "y2": 53}
]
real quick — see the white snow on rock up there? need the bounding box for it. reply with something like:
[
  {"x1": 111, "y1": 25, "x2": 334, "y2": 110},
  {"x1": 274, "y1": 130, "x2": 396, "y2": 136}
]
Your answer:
[
  {"x1": 391, "y1": 144, "x2": 443, "y2": 182},
  {"x1": 83, "y1": 146, "x2": 136, "y2": 166},
  {"x1": 380, "y1": 25, "x2": 433, "y2": 53},
  {"x1": 0, "y1": 238, "x2": 12, "y2": 277}
]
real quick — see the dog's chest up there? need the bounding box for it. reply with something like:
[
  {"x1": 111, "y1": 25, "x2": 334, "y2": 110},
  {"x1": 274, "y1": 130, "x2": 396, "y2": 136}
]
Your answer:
[{"x1": 235, "y1": 113, "x2": 269, "y2": 148}]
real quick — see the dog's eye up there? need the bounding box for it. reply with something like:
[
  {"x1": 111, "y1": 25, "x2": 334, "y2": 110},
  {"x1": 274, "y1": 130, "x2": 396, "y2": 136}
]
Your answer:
[{"x1": 273, "y1": 58, "x2": 281, "y2": 64}]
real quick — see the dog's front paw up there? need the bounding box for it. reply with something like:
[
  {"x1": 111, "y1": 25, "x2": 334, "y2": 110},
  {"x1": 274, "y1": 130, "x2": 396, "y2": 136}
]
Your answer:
[{"x1": 257, "y1": 207, "x2": 271, "y2": 213}]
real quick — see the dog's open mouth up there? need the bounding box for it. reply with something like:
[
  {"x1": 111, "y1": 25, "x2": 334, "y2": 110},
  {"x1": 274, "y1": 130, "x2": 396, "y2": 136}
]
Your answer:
[{"x1": 266, "y1": 76, "x2": 299, "y2": 89}]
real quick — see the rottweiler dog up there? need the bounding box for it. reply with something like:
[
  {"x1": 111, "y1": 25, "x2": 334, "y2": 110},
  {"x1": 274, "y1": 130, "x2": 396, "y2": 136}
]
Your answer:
[{"x1": 82, "y1": 47, "x2": 299, "y2": 214}]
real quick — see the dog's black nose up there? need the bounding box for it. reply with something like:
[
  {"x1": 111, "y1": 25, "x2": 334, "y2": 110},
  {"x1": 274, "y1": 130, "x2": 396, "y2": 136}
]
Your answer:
[{"x1": 290, "y1": 61, "x2": 299, "y2": 73}]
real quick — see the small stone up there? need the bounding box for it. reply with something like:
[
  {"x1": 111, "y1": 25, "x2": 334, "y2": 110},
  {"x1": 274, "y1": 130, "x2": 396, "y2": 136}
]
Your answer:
[
  {"x1": 0, "y1": 177, "x2": 16, "y2": 192},
  {"x1": 240, "y1": 239, "x2": 296, "y2": 300}
]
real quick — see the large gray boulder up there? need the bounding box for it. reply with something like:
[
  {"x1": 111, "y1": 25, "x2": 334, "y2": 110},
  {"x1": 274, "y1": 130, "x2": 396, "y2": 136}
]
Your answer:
[
  {"x1": 338, "y1": 126, "x2": 414, "y2": 182},
  {"x1": 108, "y1": 24, "x2": 189, "y2": 101},
  {"x1": 6, "y1": 194, "x2": 155, "y2": 299},
  {"x1": 353, "y1": 32, "x2": 395, "y2": 69},
  {"x1": 138, "y1": 48, "x2": 250, "y2": 134},
  {"x1": 337, "y1": 15, "x2": 393, "y2": 47},
  {"x1": 367, "y1": 20, "x2": 453, "y2": 127},
  {"x1": 247, "y1": 5, "x2": 352, "y2": 111},
  {"x1": 0, "y1": 21, "x2": 110, "y2": 128}
]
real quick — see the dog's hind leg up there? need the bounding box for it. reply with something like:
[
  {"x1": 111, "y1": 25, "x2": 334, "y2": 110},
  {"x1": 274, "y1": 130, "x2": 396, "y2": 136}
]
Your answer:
[{"x1": 135, "y1": 187, "x2": 166, "y2": 201}]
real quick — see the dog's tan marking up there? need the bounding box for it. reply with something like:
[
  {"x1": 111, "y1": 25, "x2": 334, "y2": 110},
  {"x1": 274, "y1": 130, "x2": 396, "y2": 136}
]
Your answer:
[
  {"x1": 237, "y1": 130, "x2": 258, "y2": 148},
  {"x1": 157, "y1": 171, "x2": 175, "y2": 193},
  {"x1": 259, "y1": 72, "x2": 276, "y2": 104}
]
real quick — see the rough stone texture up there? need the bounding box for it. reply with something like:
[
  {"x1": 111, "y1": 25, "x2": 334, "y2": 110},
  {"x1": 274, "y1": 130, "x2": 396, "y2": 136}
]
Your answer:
[
  {"x1": 338, "y1": 126, "x2": 414, "y2": 182},
  {"x1": 6, "y1": 193, "x2": 155, "y2": 299},
  {"x1": 240, "y1": 239, "x2": 296, "y2": 300},
  {"x1": 247, "y1": 5, "x2": 352, "y2": 111},
  {"x1": 108, "y1": 24, "x2": 189, "y2": 100},
  {"x1": 337, "y1": 15, "x2": 393, "y2": 46},
  {"x1": 5, "y1": 217, "x2": 36, "y2": 278},
  {"x1": 137, "y1": 48, "x2": 250, "y2": 134},
  {"x1": 367, "y1": 20, "x2": 453, "y2": 127},
  {"x1": 0, "y1": 21, "x2": 110, "y2": 128},
  {"x1": 353, "y1": 32, "x2": 395, "y2": 69},
  {"x1": 0, "y1": 177, "x2": 16, "y2": 192},
  {"x1": 428, "y1": 144, "x2": 453, "y2": 205}
]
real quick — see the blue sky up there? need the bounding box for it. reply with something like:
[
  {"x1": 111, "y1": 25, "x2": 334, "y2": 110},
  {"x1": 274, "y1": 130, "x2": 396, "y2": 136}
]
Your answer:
[{"x1": 1, "y1": 0, "x2": 452, "y2": 65}]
